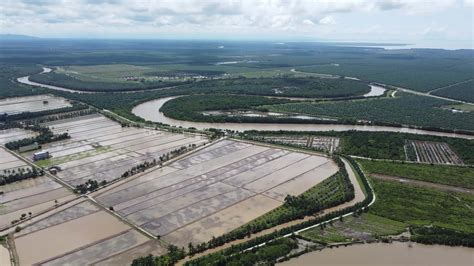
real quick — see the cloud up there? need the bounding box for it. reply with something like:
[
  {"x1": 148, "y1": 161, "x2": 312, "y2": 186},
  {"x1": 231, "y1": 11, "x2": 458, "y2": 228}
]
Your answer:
[
  {"x1": 319, "y1": 16, "x2": 336, "y2": 25},
  {"x1": 1, "y1": 0, "x2": 457, "y2": 30},
  {"x1": 0, "y1": 0, "x2": 468, "y2": 45}
]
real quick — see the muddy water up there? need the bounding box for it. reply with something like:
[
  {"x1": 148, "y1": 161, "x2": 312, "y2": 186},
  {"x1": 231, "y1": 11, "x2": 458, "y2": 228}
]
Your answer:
[
  {"x1": 17, "y1": 68, "x2": 96, "y2": 94},
  {"x1": 132, "y1": 97, "x2": 474, "y2": 139},
  {"x1": 364, "y1": 84, "x2": 386, "y2": 97},
  {"x1": 0, "y1": 245, "x2": 12, "y2": 266},
  {"x1": 279, "y1": 242, "x2": 474, "y2": 266}
]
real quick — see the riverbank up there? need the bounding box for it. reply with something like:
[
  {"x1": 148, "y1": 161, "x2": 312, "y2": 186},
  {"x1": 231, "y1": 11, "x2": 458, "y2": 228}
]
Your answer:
[{"x1": 132, "y1": 97, "x2": 474, "y2": 139}]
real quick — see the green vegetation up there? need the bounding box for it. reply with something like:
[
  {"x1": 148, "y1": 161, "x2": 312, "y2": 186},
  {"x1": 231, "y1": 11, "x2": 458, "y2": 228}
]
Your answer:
[
  {"x1": 0, "y1": 64, "x2": 46, "y2": 98},
  {"x1": 1, "y1": 167, "x2": 43, "y2": 186},
  {"x1": 131, "y1": 245, "x2": 185, "y2": 266},
  {"x1": 242, "y1": 131, "x2": 474, "y2": 164},
  {"x1": 300, "y1": 213, "x2": 406, "y2": 244},
  {"x1": 179, "y1": 77, "x2": 371, "y2": 98},
  {"x1": 359, "y1": 159, "x2": 474, "y2": 189},
  {"x1": 34, "y1": 145, "x2": 111, "y2": 168},
  {"x1": 160, "y1": 94, "x2": 291, "y2": 122},
  {"x1": 267, "y1": 92, "x2": 474, "y2": 132},
  {"x1": 5, "y1": 124, "x2": 70, "y2": 151},
  {"x1": 29, "y1": 71, "x2": 188, "y2": 92},
  {"x1": 228, "y1": 165, "x2": 354, "y2": 239},
  {"x1": 302, "y1": 226, "x2": 350, "y2": 243},
  {"x1": 411, "y1": 226, "x2": 474, "y2": 247},
  {"x1": 0, "y1": 102, "x2": 89, "y2": 122},
  {"x1": 443, "y1": 103, "x2": 474, "y2": 112},
  {"x1": 369, "y1": 178, "x2": 474, "y2": 233},
  {"x1": 184, "y1": 237, "x2": 298, "y2": 266},
  {"x1": 296, "y1": 55, "x2": 473, "y2": 93},
  {"x1": 433, "y1": 80, "x2": 474, "y2": 103}
]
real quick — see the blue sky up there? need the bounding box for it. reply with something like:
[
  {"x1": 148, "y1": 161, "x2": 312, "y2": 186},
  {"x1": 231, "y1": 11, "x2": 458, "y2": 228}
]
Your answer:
[{"x1": 1, "y1": 0, "x2": 473, "y2": 49}]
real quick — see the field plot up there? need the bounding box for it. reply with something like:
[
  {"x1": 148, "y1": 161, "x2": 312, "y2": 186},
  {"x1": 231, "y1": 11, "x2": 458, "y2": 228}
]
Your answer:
[
  {"x1": 0, "y1": 147, "x2": 30, "y2": 175},
  {"x1": 0, "y1": 94, "x2": 71, "y2": 115},
  {"x1": 95, "y1": 139, "x2": 338, "y2": 247},
  {"x1": 0, "y1": 148, "x2": 77, "y2": 229},
  {"x1": 0, "y1": 176, "x2": 75, "y2": 228},
  {"x1": 26, "y1": 114, "x2": 207, "y2": 186},
  {"x1": 0, "y1": 128, "x2": 36, "y2": 145},
  {"x1": 252, "y1": 135, "x2": 340, "y2": 153},
  {"x1": 13, "y1": 200, "x2": 154, "y2": 265},
  {"x1": 405, "y1": 140, "x2": 464, "y2": 165}
]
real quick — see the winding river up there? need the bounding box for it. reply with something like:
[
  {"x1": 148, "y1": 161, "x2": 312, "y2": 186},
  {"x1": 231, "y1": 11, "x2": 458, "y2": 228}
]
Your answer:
[
  {"x1": 132, "y1": 97, "x2": 474, "y2": 139},
  {"x1": 17, "y1": 68, "x2": 473, "y2": 139}
]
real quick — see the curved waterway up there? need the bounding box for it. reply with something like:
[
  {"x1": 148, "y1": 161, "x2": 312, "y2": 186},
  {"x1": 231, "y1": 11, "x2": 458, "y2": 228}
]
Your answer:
[
  {"x1": 17, "y1": 67, "x2": 98, "y2": 94},
  {"x1": 132, "y1": 97, "x2": 474, "y2": 139},
  {"x1": 279, "y1": 242, "x2": 474, "y2": 266},
  {"x1": 17, "y1": 69, "x2": 473, "y2": 139}
]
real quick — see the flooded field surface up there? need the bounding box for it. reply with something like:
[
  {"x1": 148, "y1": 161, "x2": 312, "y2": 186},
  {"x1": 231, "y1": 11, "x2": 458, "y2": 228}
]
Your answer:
[
  {"x1": 93, "y1": 240, "x2": 166, "y2": 266},
  {"x1": 0, "y1": 147, "x2": 30, "y2": 176},
  {"x1": 0, "y1": 128, "x2": 37, "y2": 145},
  {"x1": 14, "y1": 207, "x2": 147, "y2": 265},
  {"x1": 279, "y1": 242, "x2": 474, "y2": 266},
  {"x1": 31, "y1": 114, "x2": 207, "y2": 187},
  {"x1": 0, "y1": 147, "x2": 77, "y2": 228},
  {"x1": 0, "y1": 94, "x2": 71, "y2": 115},
  {"x1": 95, "y1": 139, "x2": 338, "y2": 246}
]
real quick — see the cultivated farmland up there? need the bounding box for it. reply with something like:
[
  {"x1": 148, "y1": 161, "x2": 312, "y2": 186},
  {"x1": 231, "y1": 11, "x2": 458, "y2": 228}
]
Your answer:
[
  {"x1": 248, "y1": 135, "x2": 340, "y2": 153},
  {"x1": 0, "y1": 94, "x2": 71, "y2": 115},
  {"x1": 24, "y1": 113, "x2": 207, "y2": 187},
  {"x1": 0, "y1": 128, "x2": 36, "y2": 145},
  {"x1": 94, "y1": 139, "x2": 338, "y2": 247},
  {"x1": 0, "y1": 148, "x2": 76, "y2": 229},
  {"x1": 405, "y1": 140, "x2": 464, "y2": 165},
  {"x1": 0, "y1": 147, "x2": 31, "y2": 175},
  {"x1": 13, "y1": 199, "x2": 158, "y2": 265}
]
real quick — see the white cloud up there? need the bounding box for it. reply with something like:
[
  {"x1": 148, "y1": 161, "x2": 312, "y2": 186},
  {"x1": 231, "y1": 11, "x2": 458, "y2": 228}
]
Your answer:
[
  {"x1": 319, "y1": 16, "x2": 336, "y2": 25},
  {"x1": 0, "y1": 0, "x2": 469, "y2": 47}
]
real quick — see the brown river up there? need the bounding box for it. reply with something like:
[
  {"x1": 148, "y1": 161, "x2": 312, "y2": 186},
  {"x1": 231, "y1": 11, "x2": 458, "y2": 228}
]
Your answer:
[
  {"x1": 132, "y1": 97, "x2": 474, "y2": 139},
  {"x1": 279, "y1": 242, "x2": 474, "y2": 266}
]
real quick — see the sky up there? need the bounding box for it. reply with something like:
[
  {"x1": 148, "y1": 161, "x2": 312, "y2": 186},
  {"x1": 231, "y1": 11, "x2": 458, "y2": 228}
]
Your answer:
[{"x1": 1, "y1": 0, "x2": 473, "y2": 49}]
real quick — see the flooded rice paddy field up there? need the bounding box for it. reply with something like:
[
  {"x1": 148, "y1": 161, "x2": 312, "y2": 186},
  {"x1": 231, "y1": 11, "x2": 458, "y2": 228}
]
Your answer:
[
  {"x1": 0, "y1": 128, "x2": 36, "y2": 145},
  {"x1": 0, "y1": 177, "x2": 75, "y2": 228},
  {"x1": 0, "y1": 147, "x2": 30, "y2": 177},
  {"x1": 0, "y1": 94, "x2": 72, "y2": 115},
  {"x1": 13, "y1": 200, "x2": 152, "y2": 265},
  {"x1": 0, "y1": 147, "x2": 76, "y2": 228},
  {"x1": 94, "y1": 139, "x2": 338, "y2": 247},
  {"x1": 29, "y1": 114, "x2": 207, "y2": 187}
]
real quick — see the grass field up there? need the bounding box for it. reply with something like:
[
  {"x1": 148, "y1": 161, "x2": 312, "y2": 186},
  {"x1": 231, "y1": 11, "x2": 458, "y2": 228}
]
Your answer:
[
  {"x1": 369, "y1": 178, "x2": 474, "y2": 233},
  {"x1": 358, "y1": 159, "x2": 474, "y2": 189},
  {"x1": 443, "y1": 103, "x2": 474, "y2": 112},
  {"x1": 300, "y1": 213, "x2": 406, "y2": 244}
]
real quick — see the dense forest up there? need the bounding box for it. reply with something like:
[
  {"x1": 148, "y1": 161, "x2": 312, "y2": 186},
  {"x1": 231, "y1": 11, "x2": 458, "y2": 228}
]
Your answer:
[
  {"x1": 178, "y1": 77, "x2": 371, "y2": 98},
  {"x1": 268, "y1": 92, "x2": 474, "y2": 131},
  {"x1": 159, "y1": 94, "x2": 291, "y2": 122},
  {"x1": 0, "y1": 64, "x2": 46, "y2": 98},
  {"x1": 296, "y1": 54, "x2": 474, "y2": 93},
  {"x1": 29, "y1": 72, "x2": 189, "y2": 92},
  {"x1": 432, "y1": 79, "x2": 474, "y2": 103}
]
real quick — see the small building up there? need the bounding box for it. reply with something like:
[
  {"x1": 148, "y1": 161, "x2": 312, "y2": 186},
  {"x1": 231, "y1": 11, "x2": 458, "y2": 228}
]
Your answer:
[{"x1": 33, "y1": 151, "x2": 49, "y2": 161}]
